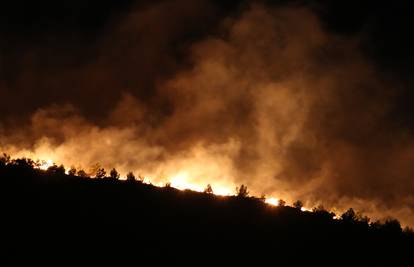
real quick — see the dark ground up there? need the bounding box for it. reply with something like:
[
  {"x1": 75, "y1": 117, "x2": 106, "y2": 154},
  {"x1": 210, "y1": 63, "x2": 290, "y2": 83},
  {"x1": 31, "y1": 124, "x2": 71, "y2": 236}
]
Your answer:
[{"x1": 1, "y1": 157, "x2": 413, "y2": 265}]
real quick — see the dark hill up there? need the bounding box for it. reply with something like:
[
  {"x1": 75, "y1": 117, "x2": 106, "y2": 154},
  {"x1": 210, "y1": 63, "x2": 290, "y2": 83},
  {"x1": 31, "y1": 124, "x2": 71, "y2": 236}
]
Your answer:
[{"x1": 1, "y1": 157, "x2": 413, "y2": 265}]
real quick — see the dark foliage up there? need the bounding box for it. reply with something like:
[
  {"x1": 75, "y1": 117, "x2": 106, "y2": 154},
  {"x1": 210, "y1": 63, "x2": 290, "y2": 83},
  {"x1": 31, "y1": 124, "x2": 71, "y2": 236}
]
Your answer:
[
  {"x1": 77, "y1": 169, "x2": 88, "y2": 178},
  {"x1": 68, "y1": 167, "x2": 77, "y2": 176},
  {"x1": 204, "y1": 184, "x2": 213, "y2": 194},
  {"x1": 235, "y1": 184, "x2": 249, "y2": 198},
  {"x1": 1, "y1": 155, "x2": 413, "y2": 265},
  {"x1": 46, "y1": 164, "x2": 66, "y2": 176},
  {"x1": 95, "y1": 167, "x2": 106, "y2": 179},
  {"x1": 293, "y1": 200, "x2": 303, "y2": 209},
  {"x1": 278, "y1": 199, "x2": 286, "y2": 206},
  {"x1": 109, "y1": 168, "x2": 120, "y2": 180},
  {"x1": 126, "y1": 171, "x2": 136, "y2": 182}
]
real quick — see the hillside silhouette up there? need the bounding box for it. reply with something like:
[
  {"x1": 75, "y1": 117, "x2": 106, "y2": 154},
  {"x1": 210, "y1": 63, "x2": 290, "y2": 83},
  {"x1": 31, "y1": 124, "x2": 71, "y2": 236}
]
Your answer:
[{"x1": 1, "y1": 155, "x2": 413, "y2": 265}]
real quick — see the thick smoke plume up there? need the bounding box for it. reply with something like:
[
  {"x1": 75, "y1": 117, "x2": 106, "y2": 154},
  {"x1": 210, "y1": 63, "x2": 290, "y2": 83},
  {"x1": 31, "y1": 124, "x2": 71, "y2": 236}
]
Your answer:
[{"x1": 1, "y1": 1, "x2": 414, "y2": 226}]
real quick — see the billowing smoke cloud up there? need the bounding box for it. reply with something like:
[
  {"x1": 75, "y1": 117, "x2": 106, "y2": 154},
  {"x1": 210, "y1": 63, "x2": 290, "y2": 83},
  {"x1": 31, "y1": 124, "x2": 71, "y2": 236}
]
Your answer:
[{"x1": 1, "y1": 1, "x2": 414, "y2": 226}]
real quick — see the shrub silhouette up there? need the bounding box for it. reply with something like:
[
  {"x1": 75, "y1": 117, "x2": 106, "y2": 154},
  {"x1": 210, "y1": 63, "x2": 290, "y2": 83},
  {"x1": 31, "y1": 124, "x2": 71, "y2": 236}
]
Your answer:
[
  {"x1": 356, "y1": 213, "x2": 370, "y2": 225},
  {"x1": 12, "y1": 158, "x2": 35, "y2": 169},
  {"x1": 204, "y1": 184, "x2": 213, "y2": 194},
  {"x1": 95, "y1": 168, "x2": 106, "y2": 179},
  {"x1": 126, "y1": 171, "x2": 136, "y2": 182},
  {"x1": 259, "y1": 194, "x2": 266, "y2": 202},
  {"x1": 278, "y1": 199, "x2": 286, "y2": 206},
  {"x1": 68, "y1": 167, "x2": 77, "y2": 176},
  {"x1": 77, "y1": 169, "x2": 88, "y2": 178},
  {"x1": 109, "y1": 168, "x2": 120, "y2": 180},
  {"x1": 47, "y1": 164, "x2": 66, "y2": 176},
  {"x1": 236, "y1": 184, "x2": 249, "y2": 197},
  {"x1": 137, "y1": 175, "x2": 145, "y2": 183},
  {"x1": 312, "y1": 205, "x2": 335, "y2": 220},
  {"x1": 341, "y1": 208, "x2": 357, "y2": 223},
  {"x1": 382, "y1": 218, "x2": 402, "y2": 234},
  {"x1": 403, "y1": 227, "x2": 414, "y2": 236},
  {"x1": 293, "y1": 200, "x2": 303, "y2": 209},
  {"x1": 0, "y1": 153, "x2": 11, "y2": 166},
  {"x1": 312, "y1": 205, "x2": 326, "y2": 212}
]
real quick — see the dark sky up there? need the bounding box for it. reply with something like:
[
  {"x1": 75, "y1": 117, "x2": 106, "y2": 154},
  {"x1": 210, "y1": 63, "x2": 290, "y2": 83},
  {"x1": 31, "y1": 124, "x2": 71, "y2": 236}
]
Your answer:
[
  {"x1": 1, "y1": 0, "x2": 414, "y2": 226},
  {"x1": 1, "y1": 0, "x2": 413, "y2": 121}
]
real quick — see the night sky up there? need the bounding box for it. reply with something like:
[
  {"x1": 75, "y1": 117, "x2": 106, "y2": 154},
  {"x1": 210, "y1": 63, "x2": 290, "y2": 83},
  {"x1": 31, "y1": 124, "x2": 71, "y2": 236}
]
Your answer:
[{"x1": 1, "y1": 0, "x2": 414, "y2": 226}]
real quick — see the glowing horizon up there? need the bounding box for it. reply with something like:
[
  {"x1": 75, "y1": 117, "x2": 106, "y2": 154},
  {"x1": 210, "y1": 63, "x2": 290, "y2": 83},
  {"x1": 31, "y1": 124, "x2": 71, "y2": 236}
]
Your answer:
[
  {"x1": 26, "y1": 155, "x2": 281, "y2": 204},
  {"x1": 2, "y1": 153, "x2": 367, "y2": 223}
]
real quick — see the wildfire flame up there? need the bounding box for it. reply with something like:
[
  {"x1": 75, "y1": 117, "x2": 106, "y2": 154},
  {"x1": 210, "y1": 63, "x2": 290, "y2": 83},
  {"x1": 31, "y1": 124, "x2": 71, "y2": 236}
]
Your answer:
[
  {"x1": 167, "y1": 171, "x2": 234, "y2": 196},
  {"x1": 37, "y1": 159, "x2": 54, "y2": 170},
  {"x1": 26, "y1": 155, "x2": 270, "y2": 199},
  {"x1": 265, "y1": 197, "x2": 279, "y2": 206},
  {"x1": 4, "y1": 154, "x2": 340, "y2": 220},
  {"x1": 170, "y1": 171, "x2": 204, "y2": 192}
]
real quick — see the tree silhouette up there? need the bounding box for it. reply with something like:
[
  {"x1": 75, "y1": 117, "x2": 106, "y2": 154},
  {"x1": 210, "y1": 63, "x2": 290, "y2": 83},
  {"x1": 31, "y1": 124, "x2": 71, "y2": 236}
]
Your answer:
[
  {"x1": 278, "y1": 199, "x2": 286, "y2": 206},
  {"x1": 95, "y1": 168, "x2": 106, "y2": 179},
  {"x1": 204, "y1": 184, "x2": 213, "y2": 194},
  {"x1": 0, "y1": 153, "x2": 11, "y2": 166},
  {"x1": 312, "y1": 205, "x2": 326, "y2": 212},
  {"x1": 236, "y1": 184, "x2": 249, "y2": 198},
  {"x1": 313, "y1": 205, "x2": 335, "y2": 220},
  {"x1": 341, "y1": 208, "x2": 356, "y2": 223},
  {"x1": 46, "y1": 164, "x2": 65, "y2": 176},
  {"x1": 77, "y1": 169, "x2": 88, "y2": 178},
  {"x1": 109, "y1": 168, "x2": 120, "y2": 180},
  {"x1": 12, "y1": 158, "x2": 35, "y2": 169},
  {"x1": 356, "y1": 213, "x2": 370, "y2": 225},
  {"x1": 68, "y1": 167, "x2": 77, "y2": 176},
  {"x1": 259, "y1": 194, "x2": 266, "y2": 202},
  {"x1": 382, "y1": 218, "x2": 402, "y2": 234},
  {"x1": 126, "y1": 171, "x2": 136, "y2": 182},
  {"x1": 138, "y1": 174, "x2": 145, "y2": 183},
  {"x1": 293, "y1": 200, "x2": 303, "y2": 209},
  {"x1": 403, "y1": 227, "x2": 414, "y2": 236}
]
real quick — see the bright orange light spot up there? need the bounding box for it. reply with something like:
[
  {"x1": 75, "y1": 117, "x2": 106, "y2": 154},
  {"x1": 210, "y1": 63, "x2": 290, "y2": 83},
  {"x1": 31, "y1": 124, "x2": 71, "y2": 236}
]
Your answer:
[
  {"x1": 37, "y1": 159, "x2": 54, "y2": 170},
  {"x1": 164, "y1": 171, "x2": 234, "y2": 196},
  {"x1": 212, "y1": 186, "x2": 232, "y2": 196},
  {"x1": 170, "y1": 172, "x2": 204, "y2": 192},
  {"x1": 265, "y1": 197, "x2": 279, "y2": 206}
]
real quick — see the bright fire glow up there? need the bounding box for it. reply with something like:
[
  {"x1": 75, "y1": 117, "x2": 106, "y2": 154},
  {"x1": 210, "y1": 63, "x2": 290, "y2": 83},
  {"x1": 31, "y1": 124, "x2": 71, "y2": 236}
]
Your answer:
[
  {"x1": 169, "y1": 171, "x2": 233, "y2": 196},
  {"x1": 6, "y1": 154, "x2": 342, "y2": 219},
  {"x1": 170, "y1": 171, "x2": 204, "y2": 192},
  {"x1": 212, "y1": 186, "x2": 232, "y2": 196},
  {"x1": 265, "y1": 197, "x2": 279, "y2": 206},
  {"x1": 37, "y1": 159, "x2": 54, "y2": 170}
]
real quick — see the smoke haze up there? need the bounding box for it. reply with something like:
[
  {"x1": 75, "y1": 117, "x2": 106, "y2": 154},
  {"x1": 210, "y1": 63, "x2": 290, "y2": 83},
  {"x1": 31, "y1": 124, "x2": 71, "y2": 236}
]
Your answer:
[{"x1": 1, "y1": 1, "x2": 414, "y2": 226}]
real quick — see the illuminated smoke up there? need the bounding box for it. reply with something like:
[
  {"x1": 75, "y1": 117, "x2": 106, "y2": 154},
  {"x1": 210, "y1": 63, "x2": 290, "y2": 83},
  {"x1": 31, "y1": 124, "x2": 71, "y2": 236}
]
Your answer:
[{"x1": 1, "y1": 3, "x2": 414, "y2": 226}]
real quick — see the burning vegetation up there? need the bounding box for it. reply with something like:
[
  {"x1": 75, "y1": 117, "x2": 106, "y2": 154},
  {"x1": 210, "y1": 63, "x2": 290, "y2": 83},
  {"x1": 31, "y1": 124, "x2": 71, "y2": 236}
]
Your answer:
[
  {"x1": 1, "y1": 153, "x2": 412, "y2": 231},
  {"x1": 1, "y1": 153, "x2": 413, "y2": 264}
]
